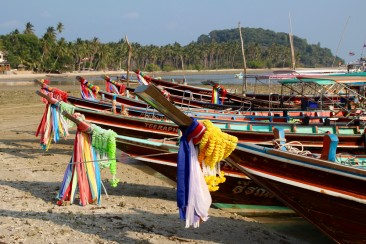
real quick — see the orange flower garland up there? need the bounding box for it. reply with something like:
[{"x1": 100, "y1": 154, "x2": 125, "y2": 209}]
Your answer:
[{"x1": 197, "y1": 120, "x2": 238, "y2": 191}]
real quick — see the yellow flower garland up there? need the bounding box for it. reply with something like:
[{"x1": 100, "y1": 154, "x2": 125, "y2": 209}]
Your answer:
[
  {"x1": 204, "y1": 171, "x2": 226, "y2": 191},
  {"x1": 197, "y1": 120, "x2": 238, "y2": 191}
]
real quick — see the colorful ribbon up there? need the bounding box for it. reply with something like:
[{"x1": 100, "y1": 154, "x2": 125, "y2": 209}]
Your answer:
[
  {"x1": 77, "y1": 76, "x2": 99, "y2": 100},
  {"x1": 103, "y1": 75, "x2": 126, "y2": 94},
  {"x1": 211, "y1": 84, "x2": 227, "y2": 105},
  {"x1": 35, "y1": 101, "x2": 75, "y2": 150},
  {"x1": 134, "y1": 70, "x2": 150, "y2": 85},
  {"x1": 177, "y1": 118, "x2": 211, "y2": 228},
  {"x1": 56, "y1": 120, "x2": 119, "y2": 206}
]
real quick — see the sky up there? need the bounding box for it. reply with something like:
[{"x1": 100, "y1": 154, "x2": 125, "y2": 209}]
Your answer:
[{"x1": 1, "y1": 0, "x2": 366, "y2": 63}]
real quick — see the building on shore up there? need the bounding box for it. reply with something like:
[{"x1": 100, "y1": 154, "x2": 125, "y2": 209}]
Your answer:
[{"x1": 0, "y1": 51, "x2": 11, "y2": 73}]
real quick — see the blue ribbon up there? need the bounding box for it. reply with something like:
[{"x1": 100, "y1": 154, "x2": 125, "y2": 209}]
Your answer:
[
  {"x1": 177, "y1": 117, "x2": 199, "y2": 220},
  {"x1": 51, "y1": 104, "x2": 60, "y2": 143}
]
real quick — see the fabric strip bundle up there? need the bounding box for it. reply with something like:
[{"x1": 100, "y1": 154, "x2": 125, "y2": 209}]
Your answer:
[
  {"x1": 35, "y1": 100, "x2": 75, "y2": 150},
  {"x1": 57, "y1": 118, "x2": 119, "y2": 206},
  {"x1": 211, "y1": 84, "x2": 227, "y2": 105},
  {"x1": 39, "y1": 79, "x2": 69, "y2": 103},
  {"x1": 77, "y1": 76, "x2": 99, "y2": 100},
  {"x1": 177, "y1": 118, "x2": 211, "y2": 228},
  {"x1": 102, "y1": 75, "x2": 126, "y2": 94},
  {"x1": 134, "y1": 70, "x2": 150, "y2": 85},
  {"x1": 177, "y1": 118, "x2": 238, "y2": 228}
]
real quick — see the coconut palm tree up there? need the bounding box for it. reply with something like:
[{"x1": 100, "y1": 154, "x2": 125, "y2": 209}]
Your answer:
[
  {"x1": 88, "y1": 37, "x2": 100, "y2": 70},
  {"x1": 24, "y1": 22, "x2": 35, "y2": 35},
  {"x1": 56, "y1": 22, "x2": 64, "y2": 34},
  {"x1": 95, "y1": 44, "x2": 112, "y2": 70},
  {"x1": 44, "y1": 26, "x2": 57, "y2": 42}
]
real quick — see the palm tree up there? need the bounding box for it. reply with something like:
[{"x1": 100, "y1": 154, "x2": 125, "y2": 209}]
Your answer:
[
  {"x1": 72, "y1": 38, "x2": 87, "y2": 71},
  {"x1": 95, "y1": 44, "x2": 112, "y2": 70},
  {"x1": 44, "y1": 26, "x2": 57, "y2": 42},
  {"x1": 24, "y1": 22, "x2": 35, "y2": 35},
  {"x1": 88, "y1": 37, "x2": 100, "y2": 70},
  {"x1": 11, "y1": 29, "x2": 20, "y2": 35},
  {"x1": 51, "y1": 37, "x2": 69, "y2": 71},
  {"x1": 56, "y1": 22, "x2": 64, "y2": 34}
]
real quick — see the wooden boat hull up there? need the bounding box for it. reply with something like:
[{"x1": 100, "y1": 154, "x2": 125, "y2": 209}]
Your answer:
[
  {"x1": 148, "y1": 77, "x2": 295, "y2": 109},
  {"x1": 100, "y1": 90, "x2": 149, "y2": 108},
  {"x1": 226, "y1": 143, "x2": 366, "y2": 243},
  {"x1": 115, "y1": 136, "x2": 283, "y2": 206},
  {"x1": 74, "y1": 107, "x2": 178, "y2": 140},
  {"x1": 67, "y1": 95, "x2": 363, "y2": 126}
]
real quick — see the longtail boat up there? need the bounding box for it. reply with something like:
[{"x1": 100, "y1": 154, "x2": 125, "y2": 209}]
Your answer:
[
  {"x1": 115, "y1": 135, "x2": 287, "y2": 209},
  {"x1": 35, "y1": 81, "x2": 366, "y2": 153},
  {"x1": 65, "y1": 104, "x2": 366, "y2": 154},
  {"x1": 140, "y1": 71, "x2": 366, "y2": 112},
  {"x1": 35, "y1": 91, "x2": 288, "y2": 212},
  {"x1": 136, "y1": 71, "x2": 296, "y2": 109},
  {"x1": 133, "y1": 84, "x2": 366, "y2": 243},
  {"x1": 225, "y1": 134, "x2": 366, "y2": 243},
  {"x1": 38, "y1": 76, "x2": 359, "y2": 125},
  {"x1": 81, "y1": 76, "x2": 253, "y2": 111},
  {"x1": 67, "y1": 95, "x2": 366, "y2": 126}
]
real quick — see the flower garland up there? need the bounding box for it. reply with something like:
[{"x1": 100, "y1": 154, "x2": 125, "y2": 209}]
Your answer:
[
  {"x1": 197, "y1": 120, "x2": 238, "y2": 191},
  {"x1": 59, "y1": 101, "x2": 76, "y2": 128},
  {"x1": 90, "y1": 124, "x2": 119, "y2": 187}
]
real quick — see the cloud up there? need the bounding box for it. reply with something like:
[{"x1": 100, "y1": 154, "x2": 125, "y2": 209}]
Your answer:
[
  {"x1": 123, "y1": 12, "x2": 139, "y2": 19},
  {"x1": 0, "y1": 20, "x2": 20, "y2": 29}
]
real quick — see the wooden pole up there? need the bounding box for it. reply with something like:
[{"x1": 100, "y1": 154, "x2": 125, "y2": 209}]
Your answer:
[
  {"x1": 238, "y1": 22, "x2": 247, "y2": 96},
  {"x1": 125, "y1": 35, "x2": 132, "y2": 87},
  {"x1": 180, "y1": 55, "x2": 186, "y2": 84},
  {"x1": 332, "y1": 16, "x2": 350, "y2": 67},
  {"x1": 289, "y1": 13, "x2": 296, "y2": 71},
  {"x1": 35, "y1": 90, "x2": 58, "y2": 104}
]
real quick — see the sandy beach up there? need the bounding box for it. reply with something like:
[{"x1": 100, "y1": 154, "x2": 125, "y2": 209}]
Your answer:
[{"x1": 0, "y1": 80, "x2": 314, "y2": 243}]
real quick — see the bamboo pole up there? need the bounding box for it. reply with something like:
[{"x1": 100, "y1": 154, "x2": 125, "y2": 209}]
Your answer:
[
  {"x1": 125, "y1": 35, "x2": 132, "y2": 87},
  {"x1": 289, "y1": 13, "x2": 296, "y2": 71},
  {"x1": 332, "y1": 16, "x2": 350, "y2": 67},
  {"x1": 238, "y1": 22, "x2": 247, "y2": 96},
  {"x1": 180, "y1": 55, "x2": 186, "y2": 84}
]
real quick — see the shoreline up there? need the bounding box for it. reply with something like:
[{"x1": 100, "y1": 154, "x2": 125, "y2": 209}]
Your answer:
[{"x1": 0, "y1": 66, "x2": 347, "y2": 81}]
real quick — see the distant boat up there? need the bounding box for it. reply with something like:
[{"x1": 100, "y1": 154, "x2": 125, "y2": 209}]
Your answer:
[
  {"x1": 347, "y1": 57, "x2": 366, "y2": 73},
  {"x1": 234, "y1": 72, "x2": 244, "y2": 79},
  {"x1": 201, "y1": 80, "x2": 220, "y2": 86}
]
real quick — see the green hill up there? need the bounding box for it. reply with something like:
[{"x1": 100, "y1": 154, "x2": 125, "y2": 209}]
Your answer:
[{"x1": 197, "y1": 27, "x2": 342, "y2": 68}]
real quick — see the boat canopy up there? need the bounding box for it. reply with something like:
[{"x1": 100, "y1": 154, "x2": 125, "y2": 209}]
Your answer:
[{"x1": 278, "y1": 78, "x2": 335, "y2": 85}]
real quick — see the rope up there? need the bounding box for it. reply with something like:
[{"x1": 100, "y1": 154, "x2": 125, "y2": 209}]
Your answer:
[
  {"x1": 335, "y1": 152, "x2": 366, "y2": 167},
  {"x1": 272, "y1": 138, "x2": 313, "y2": 156}
]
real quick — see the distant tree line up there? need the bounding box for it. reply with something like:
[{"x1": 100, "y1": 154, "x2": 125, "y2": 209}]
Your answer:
[{"x1": 0, "y1": 23, "x2": 343, "y2": 73}]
